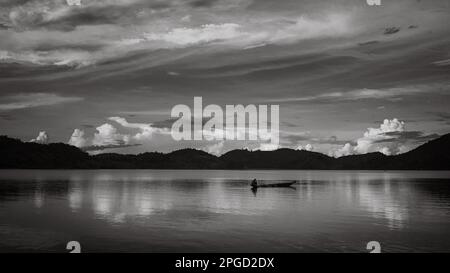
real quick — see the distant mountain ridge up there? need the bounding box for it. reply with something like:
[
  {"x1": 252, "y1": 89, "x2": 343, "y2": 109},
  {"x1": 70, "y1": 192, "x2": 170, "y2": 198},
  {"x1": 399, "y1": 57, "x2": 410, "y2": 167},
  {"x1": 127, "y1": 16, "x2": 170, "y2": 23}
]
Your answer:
[{"x1": 1, "y1": 134, "x2": 449, "y2": 170}]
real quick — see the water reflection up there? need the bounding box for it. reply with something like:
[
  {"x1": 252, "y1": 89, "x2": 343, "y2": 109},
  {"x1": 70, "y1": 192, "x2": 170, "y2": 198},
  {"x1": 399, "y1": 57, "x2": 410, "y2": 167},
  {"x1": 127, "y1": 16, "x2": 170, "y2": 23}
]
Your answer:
[
  {"x1": 87, "y1": 180, "x2": 175, "y2": 222},
  {"x1": 357, "y1": 180, "x2": 408, "y2": 229},
  {"x1": 251, "y1": 186, "x2": 296, "y2": 197},
  {"x1": 0, "y1": 171, "x2": 447, "y2": 227},
  {"x1": 0, "y1": 170, "x2": 450, "y2": 252},
  {"x1": 69, "y1": 184, "x2": 83, "y2": 211}
]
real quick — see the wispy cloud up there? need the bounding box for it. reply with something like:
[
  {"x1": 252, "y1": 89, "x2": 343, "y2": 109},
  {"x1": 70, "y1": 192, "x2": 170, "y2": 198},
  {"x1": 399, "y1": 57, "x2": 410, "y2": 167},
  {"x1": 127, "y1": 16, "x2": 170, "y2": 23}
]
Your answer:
[
  {"x1": 117, "y1": 110, "x2": 170, "y2": 116},
  {"x1": 433, "y1": 59, "x2": 450, "y2": 66},
  {"x1": 263, "y1": 87, "x2": 428, "y2": 103},
  {"x1": 143, "y1": 23, "x2": 244, "y2": 46},
  {"x1": 0, "y1": 93, "x2": 83, "y2": 111},
  {"x1": 429, "y1": 111, "x2": 450, "y2": 125},
  {"x1": 0, "y1": 4, "x2": 359, "y2": 68},
  {"x1": 0, "y1": 50, "x2": 95, "y2": 67}
]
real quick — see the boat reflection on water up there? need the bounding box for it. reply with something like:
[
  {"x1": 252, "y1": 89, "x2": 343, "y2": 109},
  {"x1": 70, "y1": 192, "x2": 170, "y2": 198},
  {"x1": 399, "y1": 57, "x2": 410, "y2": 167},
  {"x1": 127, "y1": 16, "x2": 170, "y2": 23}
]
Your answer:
[{"x1": 251, "y1": 184, "x2": 297, "y2": 197}]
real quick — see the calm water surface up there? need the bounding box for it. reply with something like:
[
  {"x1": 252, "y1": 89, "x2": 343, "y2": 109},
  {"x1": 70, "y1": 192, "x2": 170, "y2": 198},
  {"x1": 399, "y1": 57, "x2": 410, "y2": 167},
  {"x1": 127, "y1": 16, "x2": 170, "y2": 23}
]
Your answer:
[{"x1": 1, "y1": 170, "x2": 450, "y2": 253}]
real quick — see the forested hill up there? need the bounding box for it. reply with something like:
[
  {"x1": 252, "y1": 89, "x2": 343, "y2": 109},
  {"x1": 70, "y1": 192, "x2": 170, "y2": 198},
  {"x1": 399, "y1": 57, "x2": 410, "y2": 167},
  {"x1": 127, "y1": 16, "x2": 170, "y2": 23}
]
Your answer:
[{"x1": 1, "y1": 134, "x2": 449, "y2": 170}]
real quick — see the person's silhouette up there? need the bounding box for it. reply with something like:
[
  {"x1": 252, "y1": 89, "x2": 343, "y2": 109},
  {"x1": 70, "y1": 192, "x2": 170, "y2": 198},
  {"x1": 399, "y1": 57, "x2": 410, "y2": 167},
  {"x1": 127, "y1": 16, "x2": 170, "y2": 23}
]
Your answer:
[{"x1": 251, "y1": 179, "x2": 258, "y2": 188}]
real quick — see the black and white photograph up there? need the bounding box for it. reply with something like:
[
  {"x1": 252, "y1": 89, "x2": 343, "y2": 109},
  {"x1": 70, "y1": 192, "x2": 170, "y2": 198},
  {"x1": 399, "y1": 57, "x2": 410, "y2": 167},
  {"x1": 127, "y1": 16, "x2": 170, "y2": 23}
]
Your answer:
[{"x1": 1, "y1": 0, "x2": 450, "y2": 261}]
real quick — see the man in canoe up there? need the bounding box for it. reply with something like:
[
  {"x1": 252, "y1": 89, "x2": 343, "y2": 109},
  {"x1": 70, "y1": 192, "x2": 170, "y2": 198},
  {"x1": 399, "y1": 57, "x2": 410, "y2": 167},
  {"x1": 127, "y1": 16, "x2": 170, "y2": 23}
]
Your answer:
[{"x1": 251, "y1": 179, "x2": 258, "y2": 188}]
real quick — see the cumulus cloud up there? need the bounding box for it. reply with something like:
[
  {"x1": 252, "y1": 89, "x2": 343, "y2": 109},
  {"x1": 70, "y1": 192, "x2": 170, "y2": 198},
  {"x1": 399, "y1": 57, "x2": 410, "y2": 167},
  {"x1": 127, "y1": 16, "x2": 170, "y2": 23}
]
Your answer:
[
  {"x1": 92, "y1": 123, "x2": 130, "y2": 146},
  {"x1": 329, "y1": 119, "x2": 405, "y2": 157},
  {"x1": 329, "y1": 118, "x2": 438, "y2": 157},
  {"x1": 67, "y1": 116, "x2": 171, "y2": 152},
  {"x1": 68, "y1": 126, "x2": 142, "y2": 152},
  {"x1": 257, "y1": 142, "x2": 279, "y2": 151},
  {"x1": 205, "y1": 141, "x2": 224, "y2": 155},
  {"x1": 68, "y1": 128, "x2": 87, "y2": 147},
  {"x1": 68, "y1": 122, "x2": 145, "y2": 151},
  {"x1": 30, "y1": 131, "x2": 49, "y2": 144},
  {"x1": 355, "y1": 118, "x2": 405, "y2": 154},
  {"x1": 108, "y1": 116, "x2": 169, "y2": 140},
  {"x1": 297, "y1": 143, "x2": 314, "y2": 151},
  {"x1": 0, "y1": 93, "x2": 83, "y2": 111},
  {"x1": 329, "y1": 143, "x2": 353, "y2": 157}
]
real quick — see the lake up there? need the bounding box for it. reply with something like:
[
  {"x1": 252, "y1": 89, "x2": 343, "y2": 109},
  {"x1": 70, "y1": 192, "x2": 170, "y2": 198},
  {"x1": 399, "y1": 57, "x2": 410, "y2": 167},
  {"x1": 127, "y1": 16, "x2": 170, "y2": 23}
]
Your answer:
[{"x1": 0, "y1": 170, "x2": 450, "y2": 253}]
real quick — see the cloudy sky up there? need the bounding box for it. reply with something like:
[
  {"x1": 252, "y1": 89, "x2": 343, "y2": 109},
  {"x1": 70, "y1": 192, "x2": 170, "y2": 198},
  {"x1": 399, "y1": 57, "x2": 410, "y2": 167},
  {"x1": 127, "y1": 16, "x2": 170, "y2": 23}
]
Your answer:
[{"x1": 0, "y1": 0, "x2": 449, "y2": 156}]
